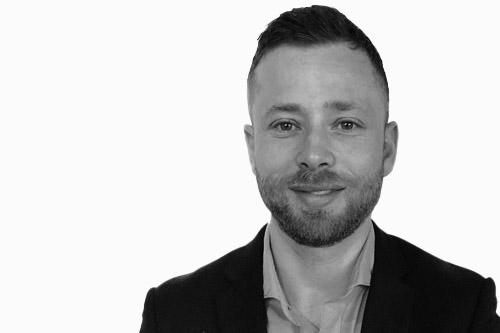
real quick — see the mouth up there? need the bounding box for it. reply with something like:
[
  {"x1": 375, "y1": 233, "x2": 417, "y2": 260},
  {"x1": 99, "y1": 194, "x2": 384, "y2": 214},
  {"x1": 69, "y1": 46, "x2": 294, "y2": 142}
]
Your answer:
[
  {"x1": 306, "y1": 190, "x2": 334, "y2": 195},
  {"x1": 289, "y1": 185, "x2": 345, "y2": 208},
  {"x1": 289, "y1": 184, "x2": 345, "y2": 193}
]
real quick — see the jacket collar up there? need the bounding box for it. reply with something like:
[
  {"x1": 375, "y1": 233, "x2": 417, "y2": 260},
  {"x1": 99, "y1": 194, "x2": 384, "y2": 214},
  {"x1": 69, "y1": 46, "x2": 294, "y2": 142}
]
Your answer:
[
  {"x1": 215, "y1": 225, "x2": 268, "y2": 332},
  {"x1": 361, "y1": 223, "x2": 415, "y2": 333},
  {"x1": 215, "y1": 222, "x2": 415, "y2": 333}
]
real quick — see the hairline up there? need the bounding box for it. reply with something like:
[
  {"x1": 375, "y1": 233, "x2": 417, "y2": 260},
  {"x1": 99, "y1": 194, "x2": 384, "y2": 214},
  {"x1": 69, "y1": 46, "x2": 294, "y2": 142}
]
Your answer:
[{"x1": 247, "y1": 42, "x2": 389, "y2": 124}]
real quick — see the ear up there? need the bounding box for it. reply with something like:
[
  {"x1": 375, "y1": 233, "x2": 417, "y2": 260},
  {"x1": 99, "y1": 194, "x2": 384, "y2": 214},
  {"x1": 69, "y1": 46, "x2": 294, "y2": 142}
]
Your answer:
[
  {"x1": 382, "y1": 121, "x2": 398, "y2": 177},
  {"x1": 244, "y1": 124, "x2": 256, "y2": 175}
]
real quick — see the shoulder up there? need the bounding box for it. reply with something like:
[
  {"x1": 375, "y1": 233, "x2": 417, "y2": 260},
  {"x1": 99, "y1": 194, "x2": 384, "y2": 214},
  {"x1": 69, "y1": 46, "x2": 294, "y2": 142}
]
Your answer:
[
  {"x1": 388, "y1": 232, "x2": 485, "y2": 288},
  {"x1": 386, "y1": 231, "x2": 491, "y2": 316},
  {"x1": 140, "y1": 225, "x2": 267, "y2": 331},
  {"x1": 140, "y1": 254, "x2": 235, "y2": 332},
  {"x1": 372, "y1": 223, "x2": 487, "y2": 291},
  {"x1": 155, "y1": 224, "x2": 266, "y2": 300},
  {"x1": 368, "y1": 226, "x2": 500, "y2": 331},
  {"x1": 385, "y1": 232, "x2": 500, "y2": 330},
  {"x1": 155, "y1": 243, "x2": 241, "y2": 303}
]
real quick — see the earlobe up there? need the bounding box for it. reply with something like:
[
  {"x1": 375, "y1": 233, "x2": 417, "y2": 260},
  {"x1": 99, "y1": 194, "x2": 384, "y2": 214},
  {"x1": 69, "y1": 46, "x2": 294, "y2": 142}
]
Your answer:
[
  {"x1": 244, "y1": 124, "x2": 256, "y2": 175},
  {"x1": 382, "y1": 121, "x2": 399, "y2": 177}
]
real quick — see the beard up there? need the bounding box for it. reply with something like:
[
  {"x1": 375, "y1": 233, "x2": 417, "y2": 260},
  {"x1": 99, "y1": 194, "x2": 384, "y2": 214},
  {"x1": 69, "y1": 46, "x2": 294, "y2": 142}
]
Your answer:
[{"x1": 256, "y1": 167, "x2": 383, "y2": 248}]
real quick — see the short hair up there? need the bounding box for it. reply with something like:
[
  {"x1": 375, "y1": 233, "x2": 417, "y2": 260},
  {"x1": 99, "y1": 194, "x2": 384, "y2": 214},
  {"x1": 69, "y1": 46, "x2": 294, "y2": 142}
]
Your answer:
[{"x1": 248, "y1": 5, "x2": 389, "y2": 119}]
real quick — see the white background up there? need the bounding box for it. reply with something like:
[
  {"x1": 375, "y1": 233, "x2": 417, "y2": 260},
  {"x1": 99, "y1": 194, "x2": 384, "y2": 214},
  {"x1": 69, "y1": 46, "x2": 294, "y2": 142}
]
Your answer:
[{"x1": 1, "y1": 1, "x2": 499, "y2": 332}]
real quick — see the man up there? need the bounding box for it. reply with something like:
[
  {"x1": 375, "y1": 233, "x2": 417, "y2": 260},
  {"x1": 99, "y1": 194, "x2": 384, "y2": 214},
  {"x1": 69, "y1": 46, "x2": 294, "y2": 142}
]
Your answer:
[{"x1": 140, "y1": 5, "x2": 500, "y2": 332}]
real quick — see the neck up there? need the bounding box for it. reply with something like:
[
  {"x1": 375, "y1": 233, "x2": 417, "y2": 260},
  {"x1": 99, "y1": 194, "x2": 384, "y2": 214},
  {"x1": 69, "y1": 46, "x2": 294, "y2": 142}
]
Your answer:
[{"x1": 269, "y1": 217, "x2": 372, "y2": 307}]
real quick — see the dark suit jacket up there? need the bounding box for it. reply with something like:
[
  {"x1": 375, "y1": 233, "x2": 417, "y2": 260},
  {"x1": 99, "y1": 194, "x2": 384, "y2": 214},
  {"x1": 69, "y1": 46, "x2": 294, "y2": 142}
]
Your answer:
[{"x1": 140, "y1": 223, "x2": 500, "y2": 332}]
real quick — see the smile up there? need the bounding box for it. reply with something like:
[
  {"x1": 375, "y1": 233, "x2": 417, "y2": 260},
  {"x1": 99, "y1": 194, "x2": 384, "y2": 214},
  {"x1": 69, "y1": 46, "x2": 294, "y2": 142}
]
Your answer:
[
  {"x1": 289, "y1": 186, "x2": 345, "y2": 209},
  {"x1": 289, "y1": 184, "x2": 345, "y2": 193},
  {"x1": 307, "y1": 190, "x2": 333, "y2": 195}
]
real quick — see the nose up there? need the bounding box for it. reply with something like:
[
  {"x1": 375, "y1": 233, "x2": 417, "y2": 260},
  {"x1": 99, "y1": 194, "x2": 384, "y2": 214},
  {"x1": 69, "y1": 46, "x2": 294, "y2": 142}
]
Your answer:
[{"x1": 296, "y1": 129, "x2": 335, "y2": 171}]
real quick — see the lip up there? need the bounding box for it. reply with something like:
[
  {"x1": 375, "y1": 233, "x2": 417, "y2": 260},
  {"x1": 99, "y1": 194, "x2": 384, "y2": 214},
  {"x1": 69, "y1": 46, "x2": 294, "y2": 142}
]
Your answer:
[
  {"x1": 289, "y1": 184, "x2": 345, "y2": 193},
  {"x1": 289, "y1": 185, "x2": 345, "y2": 209}
]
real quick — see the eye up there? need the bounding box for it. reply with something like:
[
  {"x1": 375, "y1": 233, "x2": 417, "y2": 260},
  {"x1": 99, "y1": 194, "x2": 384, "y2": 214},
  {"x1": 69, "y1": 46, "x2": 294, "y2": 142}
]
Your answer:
[
  {"x1": 270, "y1": 120, "x2": 300, "y2": 133},
  {"x1": 340, "y1": 121, "x2": 354, "y2": 130},
  {"x1": 338, "y1": 120, "x2": 358, "y2": 131},
  {"x1": 278, "y1": 122, "x2": 295, "y2": 131}
]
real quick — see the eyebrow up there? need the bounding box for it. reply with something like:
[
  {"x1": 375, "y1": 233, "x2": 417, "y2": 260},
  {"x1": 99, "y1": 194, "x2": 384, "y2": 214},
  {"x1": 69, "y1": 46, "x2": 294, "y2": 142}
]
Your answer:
[
  {"x1": 323, "y1": 100, "x2": 357, "y2": 111},
  {"x1": 266, "y1": 100, "x2": 357, "y2": 117},
  {"x1": 267, "y1": 103, "x2": 304, "y2": 115}
]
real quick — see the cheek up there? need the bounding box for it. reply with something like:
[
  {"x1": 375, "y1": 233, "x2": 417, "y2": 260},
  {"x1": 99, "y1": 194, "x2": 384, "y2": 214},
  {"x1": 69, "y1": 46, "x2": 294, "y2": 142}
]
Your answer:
[
  {"x1": 336, "y1": 137, "x2": 384, "y2": 176},
  {"x1": 344, "y1": 152, "x2": 383, "y2": 176},
  {"x1": 254, "y1": 137, "x2": 297, "y2": 175}
]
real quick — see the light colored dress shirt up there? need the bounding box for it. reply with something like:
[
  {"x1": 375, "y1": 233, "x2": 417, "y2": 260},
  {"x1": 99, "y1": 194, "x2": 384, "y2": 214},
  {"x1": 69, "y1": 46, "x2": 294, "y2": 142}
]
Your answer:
[{"x1": 263, "y1": 223, "x2": 375, "y2": 333}]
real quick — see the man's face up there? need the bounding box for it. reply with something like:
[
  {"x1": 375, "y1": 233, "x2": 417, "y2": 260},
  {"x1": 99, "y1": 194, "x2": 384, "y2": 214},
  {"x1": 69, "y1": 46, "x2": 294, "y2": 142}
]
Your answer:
[{"x1": 245, "y1": 43, "x2": 398, "y2": 247}]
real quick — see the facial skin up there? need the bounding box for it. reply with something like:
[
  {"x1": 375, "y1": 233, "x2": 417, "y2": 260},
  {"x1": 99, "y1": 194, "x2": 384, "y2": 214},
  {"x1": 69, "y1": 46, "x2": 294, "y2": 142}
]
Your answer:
[{"x1": 245, "y1": 43, "x2": 398, "y2": 248}]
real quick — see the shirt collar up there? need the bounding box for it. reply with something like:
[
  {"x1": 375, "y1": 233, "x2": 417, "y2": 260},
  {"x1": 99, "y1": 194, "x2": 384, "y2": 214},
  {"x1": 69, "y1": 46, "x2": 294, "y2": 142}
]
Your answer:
[
  {"x1": 262, "y1": 222, "x2": 298, "y2": 324},
  {"x1": 348, "y1": 221, "x2": 375, "y2": 291},
  {"x1": 262, "y1": 221, "x2": 375, "y2": 309}
]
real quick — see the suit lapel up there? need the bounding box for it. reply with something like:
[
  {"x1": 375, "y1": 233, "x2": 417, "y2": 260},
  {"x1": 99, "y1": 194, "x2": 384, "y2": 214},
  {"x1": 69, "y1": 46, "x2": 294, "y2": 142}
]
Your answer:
[
  {"x1": 213, "y1": 223, "x2": 415, "y2": 332},
  {"x1": 361, "y1": 223, "x2": 415, "y2": 333},
  {"x1": 215, "y1": 226, "x2": 268, "y2": 333}
]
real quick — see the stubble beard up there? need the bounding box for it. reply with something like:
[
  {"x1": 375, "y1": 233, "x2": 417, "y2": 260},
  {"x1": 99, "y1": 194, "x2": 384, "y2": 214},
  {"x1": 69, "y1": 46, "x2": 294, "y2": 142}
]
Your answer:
[{"x1": 256, "y1": 167, "x2": 383, "y2": 248}]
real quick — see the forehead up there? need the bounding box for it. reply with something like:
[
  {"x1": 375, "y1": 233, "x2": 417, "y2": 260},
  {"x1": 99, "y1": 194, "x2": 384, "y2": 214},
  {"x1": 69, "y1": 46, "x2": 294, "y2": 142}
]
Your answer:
[{"x1": 249, "y1": 43, "x2": 386, "y2": 120}]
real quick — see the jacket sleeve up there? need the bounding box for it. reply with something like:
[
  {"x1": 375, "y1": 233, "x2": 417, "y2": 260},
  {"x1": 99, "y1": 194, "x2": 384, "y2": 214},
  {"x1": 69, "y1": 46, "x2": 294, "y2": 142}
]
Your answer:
[
  {"x1": 139, "y1": 288, "x2": 158, "y2": 333},
  {"x1": 469, "y1": 278, "x2": 500, "y2": 332}
]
